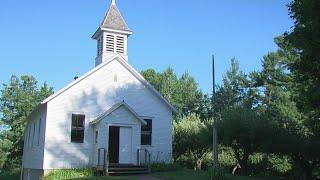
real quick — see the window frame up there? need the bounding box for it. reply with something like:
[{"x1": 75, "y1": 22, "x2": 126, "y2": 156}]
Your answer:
[
  {"x1": 141, "y1": 119, "x2": 152, "y2": 146},
  {"x1": 71, "y1": 114, "x2": 85, "y2": 143}
]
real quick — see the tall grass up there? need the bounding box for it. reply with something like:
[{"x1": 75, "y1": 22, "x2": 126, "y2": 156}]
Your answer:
[{"x1": 44, "y1": 168, "x2": 95, "y2": 180}]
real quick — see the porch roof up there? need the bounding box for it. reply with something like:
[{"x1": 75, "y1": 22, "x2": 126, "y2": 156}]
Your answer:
[{"x1": 90, "y1": 101, "x2": 147, "y2": 125}]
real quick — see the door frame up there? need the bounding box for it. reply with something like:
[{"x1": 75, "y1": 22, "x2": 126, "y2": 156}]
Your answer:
[{"x1": 107, "y1": 123, "x2": 135, "y2": 164}]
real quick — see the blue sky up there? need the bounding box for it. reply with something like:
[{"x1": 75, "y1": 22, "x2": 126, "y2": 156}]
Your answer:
[{"x1": 0, "y1": 0, "x2": 293, "y2": 93}]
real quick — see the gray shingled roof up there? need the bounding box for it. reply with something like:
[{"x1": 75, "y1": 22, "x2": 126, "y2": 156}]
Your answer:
[{"x1": 101, "y1": 3, "x2": 130, "y2": 32}]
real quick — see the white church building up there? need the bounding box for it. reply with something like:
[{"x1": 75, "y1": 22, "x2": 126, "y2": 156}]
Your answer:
[{"x1": 22, "y1": 0, "x2": 176, "y2": 179}]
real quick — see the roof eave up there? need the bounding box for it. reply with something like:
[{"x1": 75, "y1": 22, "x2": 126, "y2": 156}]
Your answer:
[{"x1": 92, "y1": 27, "x2": 133, "y2": 40}]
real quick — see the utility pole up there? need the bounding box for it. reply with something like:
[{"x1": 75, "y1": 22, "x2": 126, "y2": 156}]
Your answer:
[{"x1": 212, "y1": 54, "x2": 219, "y2": 165}]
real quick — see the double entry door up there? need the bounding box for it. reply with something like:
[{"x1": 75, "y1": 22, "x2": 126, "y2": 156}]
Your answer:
[{"x1": 108, "y1": 126, "x2": 133, "y2": 164}]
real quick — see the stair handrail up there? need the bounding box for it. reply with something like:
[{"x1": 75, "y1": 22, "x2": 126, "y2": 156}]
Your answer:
[
  {"x1": 137, "y1": 148, "x2": 151, "y2": 172},
  {"x1": 145, "y1": 149, "x2": 151, "y2": 173},
  {"x1": 106, "y1": 150, "x2": 109, "y2": 175}
]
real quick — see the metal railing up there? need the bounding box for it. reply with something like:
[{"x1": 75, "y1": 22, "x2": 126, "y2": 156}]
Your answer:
[
  {"x1": 96, "y1": 148, "x2": 109, "y2": 175},
  {"x1": 137, "y1": 148, "x2": 151, "y2": 172}
]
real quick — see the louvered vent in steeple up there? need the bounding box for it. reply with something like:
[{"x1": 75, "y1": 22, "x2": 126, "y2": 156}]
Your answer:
[
  {"x1": 106, "y1": 34, "x2": 115, "y2": 52},
  {"x1": 116, "y1": 36, "x2": 124, "y2": 54}
]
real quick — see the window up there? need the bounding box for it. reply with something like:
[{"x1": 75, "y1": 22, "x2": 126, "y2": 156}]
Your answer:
[
  {"x1": 141, "y1": 119, "x2": 152, "y2": 145},
  {"x1": 25, "y1": 126, "x2": 29, "y2": 148},
  {"x1": 95, "y1": 131, "x2": 98, "y2": 144},
  {"x1": 28, "y1": 124, "x2": 32, "y2": 147},
  {"x1": 32, "y1": 122, "x2": 36, "y2": 147},
  {"x1": 71, "y1": 114, "x2": 85, "y2": 143},
  {"x1": 38, "y1": 118, "x2": 41, "y2": 146}
]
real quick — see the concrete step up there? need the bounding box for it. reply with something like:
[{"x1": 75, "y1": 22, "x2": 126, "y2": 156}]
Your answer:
[{"x1": 107, "y1": 164, "x2": 150, "y2": 175}]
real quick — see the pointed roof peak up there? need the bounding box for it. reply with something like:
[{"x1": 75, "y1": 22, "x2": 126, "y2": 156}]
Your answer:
[{"x1": 100, "y1": 0, "x2": 131, "y2": 32}]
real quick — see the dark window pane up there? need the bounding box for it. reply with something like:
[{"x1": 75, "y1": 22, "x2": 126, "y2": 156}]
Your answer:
[
  {"x1": 71, "y1": 114, "x2": 85, "y2": 143},
  {"x1": 95, "y1": 131, "x2": 98, "y2": 144},
  {"x1": 141, "y1": 119, "x2": 152, "y2": 145},
  {"x1": 141, "y1": 119, "x2": 152, "y2": 132},
  {"x1": 141, "y1": 133, "x2": 151, "y2": 145}
]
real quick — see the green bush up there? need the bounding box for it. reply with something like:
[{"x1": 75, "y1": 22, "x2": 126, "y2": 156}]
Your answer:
[
  {"x1": 44, "y1": 168, "x2": 95, "y2": 180},
  {"x1": 151, "y1": 163, "x2": 181, "y2": 173},
  {"x1": 267, "y1": 154, "x2": 292, "y2": 174},
  {"x1": 176, "y1": 154, "x2": 195, "y2": 170},
  {"x1": 218, "y1": 146, "x2": 237, "y2": 170}
]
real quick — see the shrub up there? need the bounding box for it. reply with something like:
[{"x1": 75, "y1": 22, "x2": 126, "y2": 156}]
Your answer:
[
  {"x1": 218, "y1": 146, "x2": 237, "y2": 170},
  {"x1": 267, "y1": 154, "x2": 292, "y2": 174},
  {"x1": 44, "y1": 168, "x2": 94, "y2": 180}
]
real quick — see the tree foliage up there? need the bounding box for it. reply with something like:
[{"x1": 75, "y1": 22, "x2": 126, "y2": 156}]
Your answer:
[
  {"x1": 0, "y1": 75, "x2": 53, "y2": 169},
  {"x1": 173, "y1": 113, "x2": 212, "y2": 170},
  {"x1": 141, "y1": 68, "x2": 211, "y2": 119}
]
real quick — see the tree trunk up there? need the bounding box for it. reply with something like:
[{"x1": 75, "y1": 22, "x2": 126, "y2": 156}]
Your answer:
[
  {"x1": 232, "y1": 163, "x2": 241, "y2": 175},
  {"x1": 194, "y1": 159, "x2": 202, "y2": 171}
]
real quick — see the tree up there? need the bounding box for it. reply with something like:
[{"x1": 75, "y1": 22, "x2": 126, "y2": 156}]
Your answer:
[
  {"x1": 0, "y1": 75, "x2": 53, "y2": 169},
  {"x1": 218, "y1": 106, "x2": 270, "y2": 175},
  {"x1": 212, "y1": 59, "x2": 250, "y2": 116},
  {"x1": 173, "y1": 113, "x2": 212, "y2": 170},
  {"x1": 284, "y1": 2, "x2": 320, "y2": 177},
  {"x1": 251, "y1": 36, "x2": 320, "y2": 179},
  {"x1": 141, "y1": 67, "x2": 209, "y2": 118},
  {"x1": 285, "y1": 0, "x2": 320, "y2": 80}
]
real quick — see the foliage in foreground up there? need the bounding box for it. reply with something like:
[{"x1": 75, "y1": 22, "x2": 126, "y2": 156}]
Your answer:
[{"x1": 44, "y1": 168, "x2": 95, "y2": 180}]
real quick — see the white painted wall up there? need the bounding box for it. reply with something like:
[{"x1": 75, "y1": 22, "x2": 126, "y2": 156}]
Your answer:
[
  {"x1": 43, "y1": 58, "x2": 173, "y2": 169},
  {"x1": 22, "y1": 105, "x2": 47, "y2": 169}
]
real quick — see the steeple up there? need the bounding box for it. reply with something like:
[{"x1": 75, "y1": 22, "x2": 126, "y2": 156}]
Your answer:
[{"x1": 92, "y1": 0, "x2": 132, "y2": 66}]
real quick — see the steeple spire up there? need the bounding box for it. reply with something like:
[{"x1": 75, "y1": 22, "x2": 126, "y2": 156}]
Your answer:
[{"x1": 92, "y1": 0, "x2": 132, "y2": 66}]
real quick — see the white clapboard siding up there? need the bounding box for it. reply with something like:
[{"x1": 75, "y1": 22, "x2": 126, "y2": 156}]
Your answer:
[{"x1": 42, "y1": 58, "x2": 173, "y2": 169}]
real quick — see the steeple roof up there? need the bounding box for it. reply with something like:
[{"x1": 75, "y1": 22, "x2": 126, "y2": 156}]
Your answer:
[{"x1": 100, "y1": 0, "x2": 131, "y2": 32}]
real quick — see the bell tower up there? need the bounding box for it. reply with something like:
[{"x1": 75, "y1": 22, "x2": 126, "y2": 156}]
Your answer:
[{"x1": 92, "y1": 0, "x2": 132, "y2": 66}]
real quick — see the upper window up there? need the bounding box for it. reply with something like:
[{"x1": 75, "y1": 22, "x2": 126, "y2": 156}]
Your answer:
[
  {"x1": 141, "y1": 119, "x2": 152, "y2": 145},
  {"x1": 71, "y1": 114, "x2": 85, "y2": 143}
]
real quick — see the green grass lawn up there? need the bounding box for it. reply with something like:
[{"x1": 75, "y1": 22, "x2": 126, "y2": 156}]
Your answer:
[
  {"x1": 0, "y1": 169, "x2": 285, "y2": 180},
  {"x1": 153, "y1": 169, "x2": 284, "y2": 180},
  {"x1": 0, "y1": 169, "x2": 20, "y2": 180}
]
